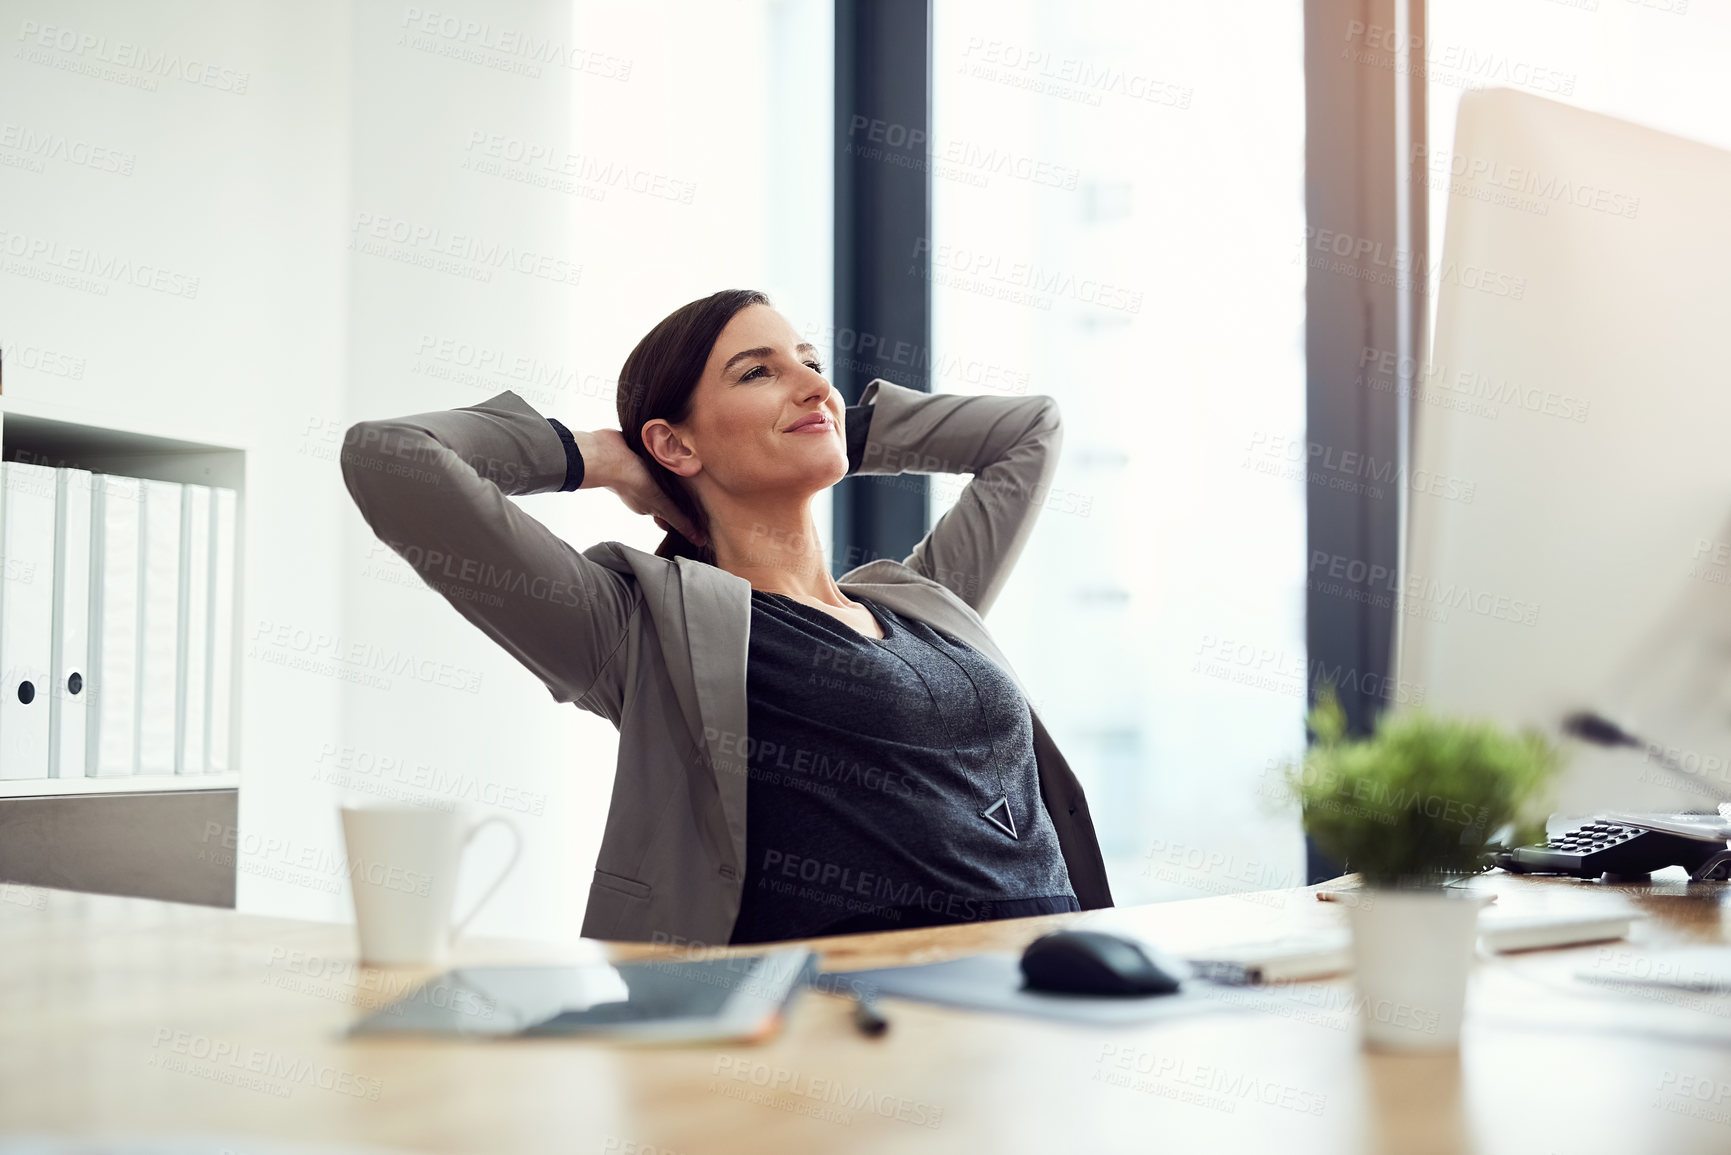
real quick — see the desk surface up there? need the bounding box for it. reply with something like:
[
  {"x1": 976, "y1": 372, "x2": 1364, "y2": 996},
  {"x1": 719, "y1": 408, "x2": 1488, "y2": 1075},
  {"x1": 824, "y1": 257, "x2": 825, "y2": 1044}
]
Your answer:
[{"x1": 4, "y1": 872, "x2": 1731, "y2": 1154}]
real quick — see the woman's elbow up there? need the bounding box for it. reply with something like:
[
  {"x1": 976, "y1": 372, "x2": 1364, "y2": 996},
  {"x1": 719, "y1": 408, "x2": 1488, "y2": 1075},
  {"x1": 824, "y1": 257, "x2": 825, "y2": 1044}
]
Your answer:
[
  {"x1": 339, "y1": 420, "x2": 381, "y2": 475},
  {"x1": 1037, "y1": 395, "x2": 1063, "y2": 444},
  {"x1": 338, "y1": 419, "x2": 419, "y2": 515}
]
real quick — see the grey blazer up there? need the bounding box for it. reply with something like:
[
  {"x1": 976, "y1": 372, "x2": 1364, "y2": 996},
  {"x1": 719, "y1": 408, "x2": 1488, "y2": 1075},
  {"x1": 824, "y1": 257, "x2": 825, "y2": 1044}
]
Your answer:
[{"x1": 341, "y1": 379, "x2": 1113, "y2": 944}]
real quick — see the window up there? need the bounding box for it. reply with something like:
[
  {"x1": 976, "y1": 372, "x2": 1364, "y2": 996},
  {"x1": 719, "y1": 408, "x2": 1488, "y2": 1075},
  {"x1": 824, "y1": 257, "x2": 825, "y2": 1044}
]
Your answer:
[{"x1": 930, "y1": 1, "x2": 1309, "y2": 903}]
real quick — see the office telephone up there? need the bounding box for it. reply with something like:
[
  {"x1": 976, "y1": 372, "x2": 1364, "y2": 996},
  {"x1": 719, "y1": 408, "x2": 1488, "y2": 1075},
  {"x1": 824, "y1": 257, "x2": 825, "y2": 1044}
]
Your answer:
[{"x1": 1495, "y1": 812, "x2": 1731, "y2": 882}]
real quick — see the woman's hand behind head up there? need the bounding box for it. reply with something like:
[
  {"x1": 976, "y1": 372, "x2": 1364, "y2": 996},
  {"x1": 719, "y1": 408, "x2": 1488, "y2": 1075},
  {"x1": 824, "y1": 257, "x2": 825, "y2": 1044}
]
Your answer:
[{"x1": 576, "y1": 428, "x2": 709, "y2": 548}]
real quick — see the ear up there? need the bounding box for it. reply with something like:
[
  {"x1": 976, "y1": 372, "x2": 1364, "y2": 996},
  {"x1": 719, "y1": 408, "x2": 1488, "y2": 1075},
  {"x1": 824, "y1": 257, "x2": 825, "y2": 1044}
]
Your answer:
[{"x1": 642, "y1": 419, "x2": 702, "y2": 477}]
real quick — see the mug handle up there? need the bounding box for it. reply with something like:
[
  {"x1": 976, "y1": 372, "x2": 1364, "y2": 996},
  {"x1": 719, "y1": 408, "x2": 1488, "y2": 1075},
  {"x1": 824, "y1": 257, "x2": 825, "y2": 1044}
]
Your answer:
[{"x1": 448, "y1": 815, "x2": 524, "y2": 944}]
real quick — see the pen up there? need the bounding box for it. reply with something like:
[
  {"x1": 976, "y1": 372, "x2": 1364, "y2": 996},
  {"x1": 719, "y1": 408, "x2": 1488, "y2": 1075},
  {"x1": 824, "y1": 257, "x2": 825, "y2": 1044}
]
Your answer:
[{"x1": 852, "y1": 991, "x2": 889, "y2": 1037}]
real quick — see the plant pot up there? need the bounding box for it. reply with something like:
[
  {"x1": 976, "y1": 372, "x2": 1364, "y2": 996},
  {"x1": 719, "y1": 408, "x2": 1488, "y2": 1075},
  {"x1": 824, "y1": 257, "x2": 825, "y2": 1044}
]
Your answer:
[{"x1": 1346, "y1": 887, "x2": 1490, "y2": 1051}]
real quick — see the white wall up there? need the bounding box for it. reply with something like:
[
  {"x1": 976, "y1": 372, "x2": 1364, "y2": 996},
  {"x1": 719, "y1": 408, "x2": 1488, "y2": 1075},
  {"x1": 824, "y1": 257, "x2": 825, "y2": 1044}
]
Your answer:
[{"x1": 929, "y1": 0, "x2": 1309, "y2": 905}]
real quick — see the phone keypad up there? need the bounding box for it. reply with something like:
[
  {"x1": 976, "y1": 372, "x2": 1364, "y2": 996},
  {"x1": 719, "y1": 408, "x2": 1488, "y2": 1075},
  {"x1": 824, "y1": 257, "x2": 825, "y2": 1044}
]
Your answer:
[{"x1": 1541, "y1": 823, "x2": 1637, "y2": 854}]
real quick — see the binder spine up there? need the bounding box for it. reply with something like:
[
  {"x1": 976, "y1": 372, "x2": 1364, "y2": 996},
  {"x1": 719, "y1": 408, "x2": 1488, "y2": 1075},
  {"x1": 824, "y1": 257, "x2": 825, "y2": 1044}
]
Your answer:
[
  {"x1": 87, "y1": 474, "x2": 142, "y2": 777},
  {"x1": 135, "y1": 479, "x2": 182, "y2": 776},
  {"x1": 48, "y1": 469, "x2": 93, "y2": 778},
  {"x1": 207, "y1": 487, "x2": 235, "y2": 774},
  {"x1": 178, "y1": 485, "x2": 211, "y2": 774},
  {"x1": 0, "y1": 462, "x2": 57, "y2": 780}
]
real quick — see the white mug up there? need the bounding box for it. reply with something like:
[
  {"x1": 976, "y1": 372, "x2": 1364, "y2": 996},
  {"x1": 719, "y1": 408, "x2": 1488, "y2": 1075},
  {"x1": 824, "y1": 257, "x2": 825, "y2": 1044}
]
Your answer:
[{"x1": 338, "y1": 800, "x2": 523, "y2": 968}]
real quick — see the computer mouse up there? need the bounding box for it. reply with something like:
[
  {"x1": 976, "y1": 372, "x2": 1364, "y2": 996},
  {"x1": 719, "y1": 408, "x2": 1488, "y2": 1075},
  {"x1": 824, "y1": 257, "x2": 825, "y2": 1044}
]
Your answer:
[{"x1": 1019, "y1": 930, "x2": 1183, "y2": 996}]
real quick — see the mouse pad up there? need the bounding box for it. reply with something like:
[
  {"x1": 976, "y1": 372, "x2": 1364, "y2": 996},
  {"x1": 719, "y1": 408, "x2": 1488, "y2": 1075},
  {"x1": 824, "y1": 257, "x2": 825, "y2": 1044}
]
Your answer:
[{"x1": 832, "y1": 953, "x2": 1252, "y2": 1026}]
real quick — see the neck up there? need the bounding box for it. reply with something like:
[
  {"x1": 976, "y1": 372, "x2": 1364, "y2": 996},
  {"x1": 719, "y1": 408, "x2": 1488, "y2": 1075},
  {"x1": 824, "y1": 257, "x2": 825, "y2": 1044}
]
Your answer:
[{"x1": 707, "y1": 490, "x2": 847, "y2": 605}]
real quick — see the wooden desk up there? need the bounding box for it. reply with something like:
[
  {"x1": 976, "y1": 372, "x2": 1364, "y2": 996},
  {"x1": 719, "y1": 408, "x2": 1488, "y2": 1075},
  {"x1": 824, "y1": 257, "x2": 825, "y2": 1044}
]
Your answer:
[{"x1": 4, "y1": 872, "x2": 1731, "y2": 1154}]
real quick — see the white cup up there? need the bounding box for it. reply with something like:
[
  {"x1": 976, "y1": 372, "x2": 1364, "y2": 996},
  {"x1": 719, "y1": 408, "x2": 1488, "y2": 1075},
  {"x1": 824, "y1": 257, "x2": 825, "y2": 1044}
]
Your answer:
[{"x1": 338, "y1": 800, "x2": 523, "y2": 968}]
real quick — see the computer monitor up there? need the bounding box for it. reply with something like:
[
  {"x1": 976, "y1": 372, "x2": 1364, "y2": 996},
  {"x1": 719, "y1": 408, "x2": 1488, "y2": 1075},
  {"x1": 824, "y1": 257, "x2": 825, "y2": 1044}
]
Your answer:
[{"x1": 1398, "y1": 87, "x2": 1731, "y2": 815}]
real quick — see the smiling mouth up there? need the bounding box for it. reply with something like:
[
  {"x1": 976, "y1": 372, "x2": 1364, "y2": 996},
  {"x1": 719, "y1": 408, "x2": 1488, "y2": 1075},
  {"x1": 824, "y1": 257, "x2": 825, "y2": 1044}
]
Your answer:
[{"x1": 784, "y1": 415, "x2": 833, "y2": 433}]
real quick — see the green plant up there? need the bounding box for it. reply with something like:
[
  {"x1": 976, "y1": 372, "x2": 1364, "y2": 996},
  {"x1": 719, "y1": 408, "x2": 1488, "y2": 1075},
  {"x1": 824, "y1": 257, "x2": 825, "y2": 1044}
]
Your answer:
[{"x1": 1285, "y1": 688, "x2": 1561, "y2": 887}]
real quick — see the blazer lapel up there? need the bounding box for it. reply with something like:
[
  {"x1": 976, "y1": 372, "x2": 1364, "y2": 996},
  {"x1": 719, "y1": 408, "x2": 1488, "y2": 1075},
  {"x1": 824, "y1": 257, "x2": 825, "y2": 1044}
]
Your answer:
[{"x1": 675, "y1": 556, "x2": 753, "y2": 878}]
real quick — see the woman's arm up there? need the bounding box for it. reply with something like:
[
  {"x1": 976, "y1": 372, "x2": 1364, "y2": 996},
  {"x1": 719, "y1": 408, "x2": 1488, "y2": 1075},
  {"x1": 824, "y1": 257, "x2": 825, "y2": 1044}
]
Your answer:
[
  {"x1": 340, "y1": 389, "x2": 644, "y2": 714},
  {"x1": 847, "y1": 379, "x2": 1063, "y2": 618}
]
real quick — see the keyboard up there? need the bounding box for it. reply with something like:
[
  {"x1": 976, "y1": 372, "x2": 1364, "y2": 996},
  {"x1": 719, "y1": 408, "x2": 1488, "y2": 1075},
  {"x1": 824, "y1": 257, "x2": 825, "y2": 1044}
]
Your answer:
[{"x1": 1495, "y1": 820, "x2": 1726, "y2": 881}]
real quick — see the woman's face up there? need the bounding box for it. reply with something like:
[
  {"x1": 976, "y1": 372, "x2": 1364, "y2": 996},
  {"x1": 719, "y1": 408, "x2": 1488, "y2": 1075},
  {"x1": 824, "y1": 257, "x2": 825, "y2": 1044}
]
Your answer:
[{"x1": 645, "y1": 304, "x2": 849, "y2": 504}]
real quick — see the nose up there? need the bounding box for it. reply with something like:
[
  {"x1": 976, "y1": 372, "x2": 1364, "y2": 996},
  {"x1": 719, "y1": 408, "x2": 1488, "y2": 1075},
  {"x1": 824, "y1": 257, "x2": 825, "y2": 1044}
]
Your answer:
[{"x1": 795, "y1": 366, "x2": 831, "y2": 406}]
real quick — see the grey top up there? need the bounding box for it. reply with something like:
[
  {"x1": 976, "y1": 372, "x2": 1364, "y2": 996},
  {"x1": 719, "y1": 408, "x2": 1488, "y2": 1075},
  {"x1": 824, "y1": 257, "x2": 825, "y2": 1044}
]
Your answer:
[{"x1": 730, "y1": 590, "x2": 1077, "y2": 943}]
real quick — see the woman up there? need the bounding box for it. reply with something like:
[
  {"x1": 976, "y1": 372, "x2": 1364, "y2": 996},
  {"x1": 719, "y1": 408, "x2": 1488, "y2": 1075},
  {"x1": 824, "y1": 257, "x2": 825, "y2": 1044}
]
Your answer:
[{"x1": 341, "y1": 289, "x2": 1111, "y2": 945}]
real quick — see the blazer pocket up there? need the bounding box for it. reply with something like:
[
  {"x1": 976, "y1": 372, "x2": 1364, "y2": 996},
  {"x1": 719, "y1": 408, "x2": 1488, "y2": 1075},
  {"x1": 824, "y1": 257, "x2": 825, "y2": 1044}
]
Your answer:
[{"x1": 592, "y1": 868, "x2": 652, "y2": 900}]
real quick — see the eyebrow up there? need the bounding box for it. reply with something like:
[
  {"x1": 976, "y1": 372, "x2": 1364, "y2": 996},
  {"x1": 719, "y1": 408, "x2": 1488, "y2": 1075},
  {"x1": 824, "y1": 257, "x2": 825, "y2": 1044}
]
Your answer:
[{"x1": 721, "y1": 343, "x2": 820, "y2": 379}]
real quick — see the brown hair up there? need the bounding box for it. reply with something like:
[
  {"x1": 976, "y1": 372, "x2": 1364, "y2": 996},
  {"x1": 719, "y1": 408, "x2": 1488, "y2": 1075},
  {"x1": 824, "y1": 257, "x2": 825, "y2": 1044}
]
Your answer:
[{"x1": 617, "y1": 288, "x2": 771, "y2": 565}]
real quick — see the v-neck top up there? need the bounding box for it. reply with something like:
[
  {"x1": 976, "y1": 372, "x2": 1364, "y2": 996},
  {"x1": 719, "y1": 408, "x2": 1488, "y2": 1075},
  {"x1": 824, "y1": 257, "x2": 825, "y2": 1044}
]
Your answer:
[{"x1": 728, "y1": 589, "x2": 1077, "y2": 944}]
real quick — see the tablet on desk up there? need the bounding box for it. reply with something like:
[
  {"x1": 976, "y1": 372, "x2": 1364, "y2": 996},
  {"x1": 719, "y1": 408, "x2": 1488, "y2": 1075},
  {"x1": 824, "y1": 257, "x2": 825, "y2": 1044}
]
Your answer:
[{"x1": 347, "y1": 947, "x2": 816, "y2": 1044}]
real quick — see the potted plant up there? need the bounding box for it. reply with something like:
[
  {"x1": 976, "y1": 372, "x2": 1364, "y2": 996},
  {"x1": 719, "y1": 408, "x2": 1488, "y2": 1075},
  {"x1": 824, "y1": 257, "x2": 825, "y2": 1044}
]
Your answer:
[{"x1": 1284, "y1": 689, "x2": 1560, "y2": 1051}]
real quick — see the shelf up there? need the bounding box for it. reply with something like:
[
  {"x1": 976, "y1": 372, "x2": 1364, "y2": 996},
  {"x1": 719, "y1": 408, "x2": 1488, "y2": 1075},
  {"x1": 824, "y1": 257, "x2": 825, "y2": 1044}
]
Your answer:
[
  {"x1": 0, "y1": 394, "x2": 249, "y2": 468},
  {"x1": 0, "y1": 773, "x2": 240, "y2": 799},
  {"x1": 0, "y1": 407, "x2": 246, "y2": 490},
  {"x1": 0, "y1": 407, "x2": 245, "y2": 787}
]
